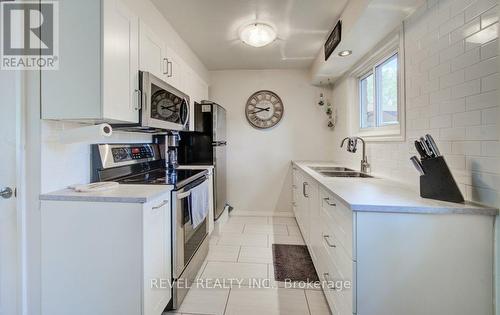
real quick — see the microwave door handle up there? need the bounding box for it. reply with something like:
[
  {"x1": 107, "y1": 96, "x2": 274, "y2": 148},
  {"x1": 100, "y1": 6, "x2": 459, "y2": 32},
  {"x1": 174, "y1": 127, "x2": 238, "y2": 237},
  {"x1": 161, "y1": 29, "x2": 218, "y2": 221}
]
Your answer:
[
  {"x1": 177, "y1": 191, "x2": 191, "y2": 200},
  {"x1": 181, "y1": 98, "x2": 190, "y2": 128}
]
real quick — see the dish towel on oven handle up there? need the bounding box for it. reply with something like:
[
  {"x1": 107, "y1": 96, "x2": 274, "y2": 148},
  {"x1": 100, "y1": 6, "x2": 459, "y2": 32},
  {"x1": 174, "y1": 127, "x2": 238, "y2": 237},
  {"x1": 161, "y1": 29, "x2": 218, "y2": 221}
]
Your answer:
[{"x1": 189, "y1": 179, "x2": 209, "y2": 229}]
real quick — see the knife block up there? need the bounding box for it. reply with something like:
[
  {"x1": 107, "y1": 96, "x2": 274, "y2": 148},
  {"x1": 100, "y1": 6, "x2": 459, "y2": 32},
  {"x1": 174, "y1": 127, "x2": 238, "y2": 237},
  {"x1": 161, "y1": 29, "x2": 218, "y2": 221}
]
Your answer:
[{"x1": 420, "y1": 156, "x2": 464, "y2": 203}]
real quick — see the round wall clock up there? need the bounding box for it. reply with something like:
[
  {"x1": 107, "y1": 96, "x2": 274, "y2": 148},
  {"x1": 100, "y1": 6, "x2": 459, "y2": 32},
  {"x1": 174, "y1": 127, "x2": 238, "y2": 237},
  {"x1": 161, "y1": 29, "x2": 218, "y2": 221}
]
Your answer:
[{"x1": 245, "y1": 90, "x2": 284, "y2": 129}]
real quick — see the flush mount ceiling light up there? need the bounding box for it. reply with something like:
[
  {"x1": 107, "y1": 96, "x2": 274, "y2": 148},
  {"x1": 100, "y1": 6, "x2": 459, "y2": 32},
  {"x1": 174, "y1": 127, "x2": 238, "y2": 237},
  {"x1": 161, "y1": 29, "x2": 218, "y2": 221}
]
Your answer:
[
  {"x1": 338, "y1": 50, "x2": 352, "y2": 57},
  {"x1": 239, "y1": 22, "x2": 277, "y2": 48}
]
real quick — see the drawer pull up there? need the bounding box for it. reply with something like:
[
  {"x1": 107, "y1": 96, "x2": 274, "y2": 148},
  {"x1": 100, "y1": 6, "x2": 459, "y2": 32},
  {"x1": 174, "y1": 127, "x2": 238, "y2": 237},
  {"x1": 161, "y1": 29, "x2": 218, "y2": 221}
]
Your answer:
[
  {"x1": 323, "y1": 197, "x2": 336, "y2": 207},
  {"x1": 292, "y1": 185, "x2": 297, "y2": 189},
  {"x1": 323, "y1": 273, "x2": 336, "y2": 291},
  {"x1": 323, "y1": 234, "x2": 336, "y2": 248},
  {"x1": 302, "y1": 182, "x2": 309, "y2": 198},
  {"x1": 292, "y1": 202, "x2": 297, "y2": 207},
  {"x1": 152, "y1": 200, "x2": 168, "y2": 210}
]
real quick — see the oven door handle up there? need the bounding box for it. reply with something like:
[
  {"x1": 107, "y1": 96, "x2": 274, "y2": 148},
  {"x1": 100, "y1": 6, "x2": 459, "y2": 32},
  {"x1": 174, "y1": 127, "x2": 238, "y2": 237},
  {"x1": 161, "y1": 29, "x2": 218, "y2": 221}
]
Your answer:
[{"x1": 177, "y1": 191, "x2": 191, "y2": 200}]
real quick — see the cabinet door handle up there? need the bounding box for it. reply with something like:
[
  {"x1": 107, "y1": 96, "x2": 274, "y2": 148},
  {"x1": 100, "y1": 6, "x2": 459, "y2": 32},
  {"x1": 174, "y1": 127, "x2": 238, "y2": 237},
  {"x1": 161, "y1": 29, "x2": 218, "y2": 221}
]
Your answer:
[
  {"x1": 167, "y1": 60, "x2": 173, "y2": 77},
  {"x1": 152, "y1": 200, "x2": 168, "y2": 210},
  {"x1": 302, "y1": 182, "x2": 309, "y2": 198},
  {"x1": 323, "y1": 197, "x2": 336, "y2": 207},
  {"x1": 323, "y1": 272, "x2": 336, "y2": 290},
  {"x1": 163, "y1": 58, "x2": 168, "y2": 75},
  {"x1": 134, "y1": 89, "x2": 141, "y2": 111},
  {"x1": 323, "y1": 234, "x2": 336, "y2": 248},
  {"x1": 292, "y1": 185, "x2": 297, "y2": 189}
]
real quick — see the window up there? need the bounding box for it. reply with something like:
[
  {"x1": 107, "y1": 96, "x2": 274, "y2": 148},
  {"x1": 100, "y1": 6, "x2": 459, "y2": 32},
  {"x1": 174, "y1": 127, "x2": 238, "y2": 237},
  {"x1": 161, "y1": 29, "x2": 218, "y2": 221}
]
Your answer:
[{"x1": 359, "y1": 53, "x2": 399, "y2": 130}]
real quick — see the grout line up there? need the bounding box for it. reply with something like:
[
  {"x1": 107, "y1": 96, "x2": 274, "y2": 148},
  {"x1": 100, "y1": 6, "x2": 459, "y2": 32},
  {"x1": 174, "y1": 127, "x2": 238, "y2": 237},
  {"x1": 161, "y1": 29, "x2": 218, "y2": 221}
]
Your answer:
[
  {"x1": 303, "y1": 289, "x2": 313, "y2": 315},
  {"x1": 222, "y1": 288, "x2": 231, "y2": 315},
  {"x1": 236, "y1": 246, "x2": 242, "y2": 262}
]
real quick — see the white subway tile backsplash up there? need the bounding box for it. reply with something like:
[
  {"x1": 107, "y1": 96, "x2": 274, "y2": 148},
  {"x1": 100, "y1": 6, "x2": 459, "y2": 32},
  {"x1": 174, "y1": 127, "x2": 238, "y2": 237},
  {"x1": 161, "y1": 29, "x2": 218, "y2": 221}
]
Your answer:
[
  {"x1": 450, "y1": 17, "x2": 481, "y2": 43},
  {"x1": 453, "y1": 110, "x2": 482, "y2": 126},
  {"x1": 440, "y1": 69, "x2": 465, "y2": 88},
  {"x1": 466, "y1": 124, "x2": 498, "y2": 140},
  {"x1": 430, "y1": 61, "x2": 451, "y2": 79},
  {"x1": 464, "y1": 56, "x2": 498, "y2": 80},
  {"x1": 440, "y1": 127, "x2": 467, "y2": 140},
  {"x1": 480, "y1": 39, "x2": 498, "y2": 59},
  {"x1": 466, "y1": 90, "x2": 498, "y2": 110},
  {"x1": 445, "y1": 154, "x2": 466, "y2": 169},
  {"x1": 449, "y1": 0, "x2": 476, "y2": 17},
  {"x1": 430, "y1": 114, "x2": 452, "y2": 128},
  {"x1": 465, "y1": 23, "x2": 499, "y2": 50},
  {"x1": 451, "y1": 47, "x2": 480, "y2": 71},
  {"x1": 481, "y1": 5, "x2": 498, "y2": 28},
  {"x1": 440, "y1": 40, "x2": 465, "y2": 62},
  {"x1": 481, "y1": 141, "x2": 500, "y2": 156},
  {"x1": 466, "y1": 185, "x2": 499, "y2": 206},
  {"x1": 420, "y1": 53, "x2": 440, "y2": 71},
  {"x1": 440, "y1": 98, "x2": 466, "y2": 113},
  {"x1": 471, "y1": 171, "x2": 500, "y2": 189},
  {"x1": 452, "y1": 141, "x2": 482, "y2": 155},
  {"x1": 464, "y1": 0, "x2": 497, "y2": 22},
  {"x1": 451, "y1": 79, "x2": 481, "y2": 98},
  {"x1": 430, "y1": 88, "x2": 452, "y2": 103},
  {"x1": 439, "y1": 12, "x2": 465, "y2": 37},
  {"x1": 480, "y1": 73, "x2": 499, "y2": 92},
  {"x1": 481, "y1": 107, "x2": 498, "y2": 125},
  {"x1": 466, "y1": 156, "x2": 500, "y2": 174}
]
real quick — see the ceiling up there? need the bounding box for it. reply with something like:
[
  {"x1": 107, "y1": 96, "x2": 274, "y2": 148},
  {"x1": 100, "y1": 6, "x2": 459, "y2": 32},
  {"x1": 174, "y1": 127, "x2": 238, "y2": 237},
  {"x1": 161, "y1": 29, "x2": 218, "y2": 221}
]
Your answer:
[{"x1": 151, "y1": 0, "x2": 348, "y2": 70}]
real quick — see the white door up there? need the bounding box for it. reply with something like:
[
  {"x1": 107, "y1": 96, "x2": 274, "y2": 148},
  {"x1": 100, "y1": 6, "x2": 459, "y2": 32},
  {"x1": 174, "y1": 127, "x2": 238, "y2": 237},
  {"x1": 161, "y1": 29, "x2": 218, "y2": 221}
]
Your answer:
[{"x1": 0, "y1": 71, "x2": 20, "y2": 314}]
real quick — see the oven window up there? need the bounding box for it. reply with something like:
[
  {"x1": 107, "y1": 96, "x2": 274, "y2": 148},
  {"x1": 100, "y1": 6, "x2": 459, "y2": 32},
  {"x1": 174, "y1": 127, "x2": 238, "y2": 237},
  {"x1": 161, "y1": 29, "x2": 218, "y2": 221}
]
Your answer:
[
  {"x1": 184, "y1": 219, "x2": 206, "y2": 264},
  {"x1": 150, "y1": 83, "x2": 184, "y2": 123}
]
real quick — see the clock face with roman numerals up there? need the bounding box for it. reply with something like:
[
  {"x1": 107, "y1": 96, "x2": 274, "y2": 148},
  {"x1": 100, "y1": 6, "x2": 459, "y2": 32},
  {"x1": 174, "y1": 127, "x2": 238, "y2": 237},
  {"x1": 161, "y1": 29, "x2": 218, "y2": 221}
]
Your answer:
[{"x1": 245, "y1": 90, "x2": 284, "y2": 129}]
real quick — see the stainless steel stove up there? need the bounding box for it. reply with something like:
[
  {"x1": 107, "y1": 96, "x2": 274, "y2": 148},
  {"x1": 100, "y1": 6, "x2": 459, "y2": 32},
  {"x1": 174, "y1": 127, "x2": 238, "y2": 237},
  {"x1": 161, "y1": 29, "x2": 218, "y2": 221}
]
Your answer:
[{"x1": 91, "y1": 143, "x2": 210, "y2": 310}]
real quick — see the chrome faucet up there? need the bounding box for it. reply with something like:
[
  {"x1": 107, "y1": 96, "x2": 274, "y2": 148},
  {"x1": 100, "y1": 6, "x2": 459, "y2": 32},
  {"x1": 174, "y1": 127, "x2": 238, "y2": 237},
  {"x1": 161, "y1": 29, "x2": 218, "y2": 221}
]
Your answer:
[{"x1": 341, "y1": 137, "x2": 370, "y2": 173}]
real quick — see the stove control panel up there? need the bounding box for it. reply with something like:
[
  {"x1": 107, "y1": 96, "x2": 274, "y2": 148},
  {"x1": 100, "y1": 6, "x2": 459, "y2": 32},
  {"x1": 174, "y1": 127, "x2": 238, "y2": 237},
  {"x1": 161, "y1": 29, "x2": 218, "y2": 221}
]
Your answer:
[{"x1": 110, "y1": 145, "x2": 155, "y2": 162}]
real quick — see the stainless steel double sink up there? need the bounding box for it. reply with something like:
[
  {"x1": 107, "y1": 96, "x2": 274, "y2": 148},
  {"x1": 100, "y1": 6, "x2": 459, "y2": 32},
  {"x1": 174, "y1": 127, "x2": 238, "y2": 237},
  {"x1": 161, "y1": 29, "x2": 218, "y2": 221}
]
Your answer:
[{"x1": 310, "y1": 166, "x2": 375, "y2": 178}]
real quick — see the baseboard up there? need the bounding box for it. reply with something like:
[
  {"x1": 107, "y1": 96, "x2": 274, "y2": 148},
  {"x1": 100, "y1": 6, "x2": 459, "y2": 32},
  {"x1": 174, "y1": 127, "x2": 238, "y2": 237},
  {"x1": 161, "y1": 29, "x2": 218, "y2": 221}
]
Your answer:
[{"x1": 229, "y1": 210, "x2": 295, "y2": 217}]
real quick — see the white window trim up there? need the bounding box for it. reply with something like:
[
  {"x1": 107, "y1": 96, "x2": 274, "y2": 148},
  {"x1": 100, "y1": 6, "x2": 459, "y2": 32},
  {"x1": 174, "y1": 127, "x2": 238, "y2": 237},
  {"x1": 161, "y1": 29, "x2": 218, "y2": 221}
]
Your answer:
[{"x1": 349, "y1": 26, "x2": 406, "y2": 142}]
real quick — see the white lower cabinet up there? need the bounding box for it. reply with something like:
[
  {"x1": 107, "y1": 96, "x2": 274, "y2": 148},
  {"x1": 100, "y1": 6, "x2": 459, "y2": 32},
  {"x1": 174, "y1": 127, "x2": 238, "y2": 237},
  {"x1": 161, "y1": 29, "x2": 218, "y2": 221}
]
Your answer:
[
  {"x1": 41, "y1": 192, "x2": 172, "y2": 315},
  {"x1": 292, "y1": 165, "x2": 494, "y2": 315}
]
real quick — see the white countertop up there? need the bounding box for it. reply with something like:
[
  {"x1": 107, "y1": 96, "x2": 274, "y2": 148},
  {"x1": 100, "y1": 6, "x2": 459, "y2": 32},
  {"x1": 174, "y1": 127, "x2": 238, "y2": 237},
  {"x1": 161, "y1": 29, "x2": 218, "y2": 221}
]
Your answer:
[
  {"x1": 40, "y1": 184, "x2": 173, "y2": 203},
  {"x1": 293, "y1": 161, "x2": 498, "y2": 216}
]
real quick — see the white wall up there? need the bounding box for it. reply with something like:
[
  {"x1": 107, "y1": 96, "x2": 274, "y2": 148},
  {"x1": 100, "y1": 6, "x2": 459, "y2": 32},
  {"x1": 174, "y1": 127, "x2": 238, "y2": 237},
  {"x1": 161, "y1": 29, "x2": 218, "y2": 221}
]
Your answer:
[
  {"x1": 209, "y1": 70, "x2": 335, "y2": 214},
  {"x1": 331, "y1": 0, "x2": 499, "y2": 312}
]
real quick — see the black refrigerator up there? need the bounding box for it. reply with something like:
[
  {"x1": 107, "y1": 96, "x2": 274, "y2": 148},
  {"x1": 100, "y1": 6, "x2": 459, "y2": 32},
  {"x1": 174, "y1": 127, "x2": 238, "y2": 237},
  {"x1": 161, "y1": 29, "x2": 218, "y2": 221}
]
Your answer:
[{"x1": 179, "y1": 101, "x2": 227, "y2": 220}]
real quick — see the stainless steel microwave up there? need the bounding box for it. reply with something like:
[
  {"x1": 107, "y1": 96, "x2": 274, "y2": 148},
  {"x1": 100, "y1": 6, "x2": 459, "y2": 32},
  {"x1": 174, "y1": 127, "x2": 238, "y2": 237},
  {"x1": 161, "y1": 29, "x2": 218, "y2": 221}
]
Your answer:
[
  {"x1": 111, "y1": 71, "x2": 190, "y2": 133},
  {"x1": 139, "y1": 71, "x2": 190, "y2": 131}
]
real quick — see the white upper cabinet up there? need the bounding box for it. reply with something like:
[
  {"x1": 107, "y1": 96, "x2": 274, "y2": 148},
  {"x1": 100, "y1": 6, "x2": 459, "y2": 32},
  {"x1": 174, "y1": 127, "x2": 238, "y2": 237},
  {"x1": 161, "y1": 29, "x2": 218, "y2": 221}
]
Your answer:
[
  {"x1": 164, "y1": 47, "x2": 185, "y2": 91},
  {"x1": 139, "y1": 24, "x2": 185, "y2": 92},
  {"x1": 102, "y1": 0, "x2": 140, "y2": 123},
  {"x1": 139, "y1": 21, "x2": 168, "y2": 80},
  {"x1": 41, "y1": 0, "x2": 139, "y2": 123}
]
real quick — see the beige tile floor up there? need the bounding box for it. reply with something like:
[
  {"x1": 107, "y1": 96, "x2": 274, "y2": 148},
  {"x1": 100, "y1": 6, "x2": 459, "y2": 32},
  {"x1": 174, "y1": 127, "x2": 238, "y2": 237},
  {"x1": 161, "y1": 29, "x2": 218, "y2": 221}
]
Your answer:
[{"x1": 167, "y1": 215, "x2": 331, "y2": 315}]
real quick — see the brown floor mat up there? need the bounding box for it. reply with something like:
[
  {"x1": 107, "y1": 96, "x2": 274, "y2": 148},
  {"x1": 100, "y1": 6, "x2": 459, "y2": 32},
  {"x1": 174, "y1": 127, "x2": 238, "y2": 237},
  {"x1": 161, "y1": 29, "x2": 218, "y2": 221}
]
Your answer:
[{"x1": 272, "y1": 244, "x2": 319, "y2": 282}]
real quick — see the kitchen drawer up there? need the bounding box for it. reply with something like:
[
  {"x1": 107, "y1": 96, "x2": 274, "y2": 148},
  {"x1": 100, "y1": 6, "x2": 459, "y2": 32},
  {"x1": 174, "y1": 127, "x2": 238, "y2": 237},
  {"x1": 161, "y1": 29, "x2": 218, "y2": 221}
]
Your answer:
[
  {"x1": 321, "y1": 221, "x2": 353, "y2": 280},
  {"x1": 320, "y1": 194, "x2": 353, "y2": 258},
  {"x1": 320, "y1": 253, "x2": 353, "y2": 315}
]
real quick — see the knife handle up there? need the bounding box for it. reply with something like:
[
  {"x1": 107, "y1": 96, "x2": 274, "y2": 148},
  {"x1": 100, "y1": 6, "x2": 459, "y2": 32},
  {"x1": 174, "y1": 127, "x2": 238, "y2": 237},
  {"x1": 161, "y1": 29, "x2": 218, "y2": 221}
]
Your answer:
[
  {"x1": 410, "y1": 156, "x2": 425, "y2": 175},
  {"x1": 415, "y1": 141, "x2": 429, "y2": 159}
]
